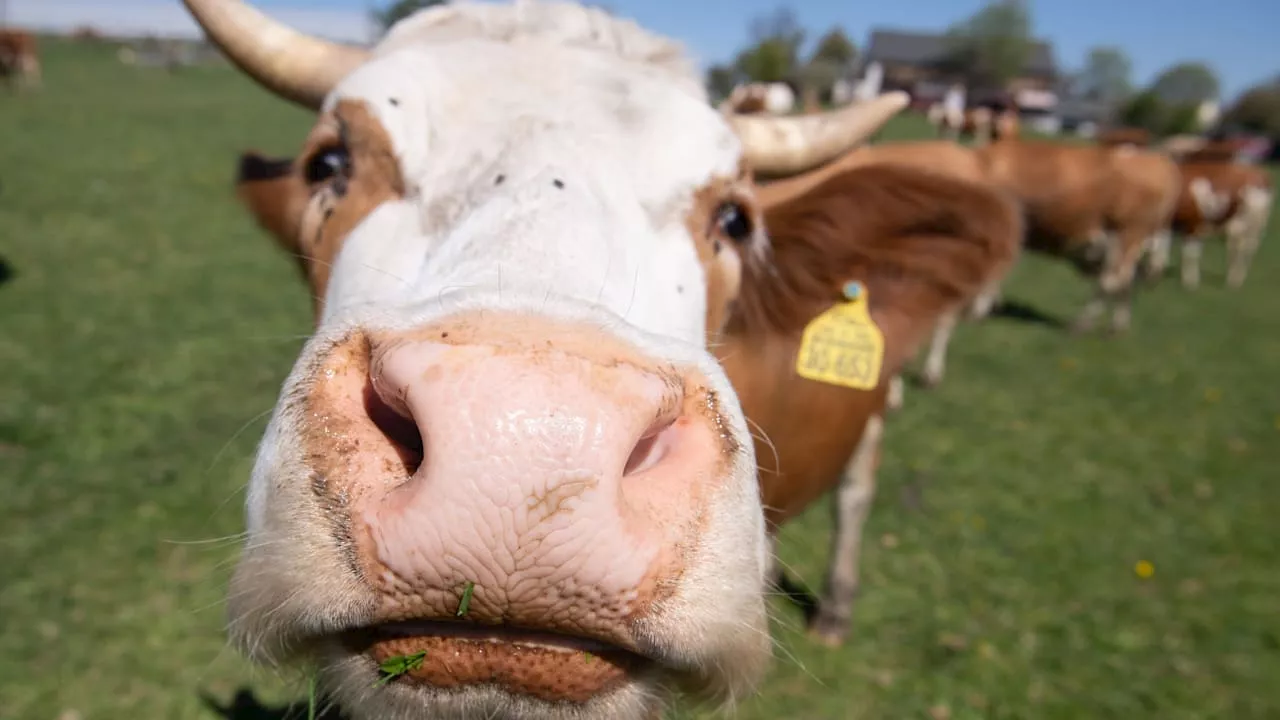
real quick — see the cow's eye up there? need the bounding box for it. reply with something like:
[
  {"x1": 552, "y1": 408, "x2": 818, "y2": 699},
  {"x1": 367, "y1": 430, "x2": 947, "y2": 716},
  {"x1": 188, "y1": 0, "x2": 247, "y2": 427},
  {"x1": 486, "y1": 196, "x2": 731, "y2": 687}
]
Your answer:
[
  {"x1": 714, "y1": 202, "x2": 754, "y2": 242},
  {"x1": 304, "y1": 144, "x2": 351, "y2": 186}
]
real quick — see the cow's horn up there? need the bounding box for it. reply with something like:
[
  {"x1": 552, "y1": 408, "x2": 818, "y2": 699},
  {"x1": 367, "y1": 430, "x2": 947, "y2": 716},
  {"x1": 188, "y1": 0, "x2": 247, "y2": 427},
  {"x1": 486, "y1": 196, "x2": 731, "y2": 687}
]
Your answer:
[
  {"x1": 731, "y1": 91, "x2": 910, "y2": 177},
  {"x1": 183, "y1": 0, "x2": 369, "y2": 110}
]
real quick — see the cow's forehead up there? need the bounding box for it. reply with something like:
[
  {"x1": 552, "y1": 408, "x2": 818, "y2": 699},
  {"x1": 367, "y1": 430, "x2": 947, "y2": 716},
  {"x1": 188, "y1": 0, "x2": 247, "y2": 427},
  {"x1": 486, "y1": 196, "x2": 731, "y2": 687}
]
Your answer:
[{"x1": 324, "y1": 40, "x2": 745, "y2": 208}]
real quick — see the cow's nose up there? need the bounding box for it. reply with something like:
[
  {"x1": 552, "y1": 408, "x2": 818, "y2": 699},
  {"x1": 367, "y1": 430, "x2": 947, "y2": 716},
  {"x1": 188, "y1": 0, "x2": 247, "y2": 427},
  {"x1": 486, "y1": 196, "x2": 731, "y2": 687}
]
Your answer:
[
  {"x1": 300, "y1": 315, "x2": 733, "y2": 699},
  {"x1": 363, "y1": 337, "x2": 691, "y2": 563}
]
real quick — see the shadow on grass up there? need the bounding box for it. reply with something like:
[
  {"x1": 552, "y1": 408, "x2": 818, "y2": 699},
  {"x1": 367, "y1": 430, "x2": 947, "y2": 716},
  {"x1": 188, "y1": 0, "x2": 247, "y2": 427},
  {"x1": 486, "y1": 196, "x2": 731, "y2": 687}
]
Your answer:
[
  {"x1": 201, "y1": 689, "x2": 346, "y2": 720},
  {"x1": 773, "y1": 573, "x2": 820, "y2": 624},
  {"x1": 988, "y1": 298, "x2": 1067, "y2": 329},
  {"x1": 0, "y1": 256, "x2": 13, "y2": 286}
]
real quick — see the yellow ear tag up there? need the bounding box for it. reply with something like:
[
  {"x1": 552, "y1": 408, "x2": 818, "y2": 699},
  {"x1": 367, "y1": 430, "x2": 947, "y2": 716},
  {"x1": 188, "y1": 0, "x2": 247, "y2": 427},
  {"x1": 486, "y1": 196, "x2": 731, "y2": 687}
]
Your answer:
[{"x1": 795, "y1": 281, "x2": 884, "y2": 390}]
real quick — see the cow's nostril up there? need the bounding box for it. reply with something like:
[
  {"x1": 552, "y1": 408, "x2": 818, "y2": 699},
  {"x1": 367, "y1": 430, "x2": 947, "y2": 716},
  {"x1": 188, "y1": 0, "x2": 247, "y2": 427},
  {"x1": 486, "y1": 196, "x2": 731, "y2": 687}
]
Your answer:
[
  {"x1": 363, "y1": 380, "x2": 424, "y2": 475},
  {"x1": 623, "y1": 418, "x2": 678, "y2": 477}
]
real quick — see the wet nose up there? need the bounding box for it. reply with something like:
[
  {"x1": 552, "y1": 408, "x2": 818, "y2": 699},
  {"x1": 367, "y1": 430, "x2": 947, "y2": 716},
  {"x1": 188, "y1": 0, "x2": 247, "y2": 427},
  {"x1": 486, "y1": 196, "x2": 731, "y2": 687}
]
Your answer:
[{"x1": 337, "y1": 315, "x2": 729, "y2": 640}]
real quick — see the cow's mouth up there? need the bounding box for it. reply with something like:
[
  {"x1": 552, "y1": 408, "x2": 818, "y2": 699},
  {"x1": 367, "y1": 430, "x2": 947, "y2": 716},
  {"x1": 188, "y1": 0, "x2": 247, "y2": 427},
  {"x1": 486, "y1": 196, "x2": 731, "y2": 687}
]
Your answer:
[{"x1": 343, "y1": 621, "x2": 656, "y2": 702}]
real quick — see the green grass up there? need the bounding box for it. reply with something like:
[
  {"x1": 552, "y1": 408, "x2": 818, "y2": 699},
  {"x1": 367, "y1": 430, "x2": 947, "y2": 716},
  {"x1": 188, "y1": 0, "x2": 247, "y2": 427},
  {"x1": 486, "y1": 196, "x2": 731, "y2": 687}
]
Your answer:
[{"x1": 2, "y1": 39, "x2": 1278, "y2": 720}]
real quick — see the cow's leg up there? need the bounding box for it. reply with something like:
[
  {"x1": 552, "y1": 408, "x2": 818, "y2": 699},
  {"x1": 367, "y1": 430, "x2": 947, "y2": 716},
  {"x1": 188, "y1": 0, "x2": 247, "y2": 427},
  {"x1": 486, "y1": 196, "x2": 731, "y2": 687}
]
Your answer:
[
  {"x1": 886, "y1": 374, "x2": 905, "y2": 412},
  {"x1": 921, "y1": 308, "x2": 960, "y2": 387},
  {"x1": 968, "y1": 280, "x2": 1003, "y2": 320},
  {"x1": 1074, "y1": 230, "x2": 1143, "y2": 334},
  {"x1": 809, "y1": 415, "x2": 884, "y2": 647},
  {"x1": 1142, "y1": 229, "x2": 1172, "y2": 280},
  {"x1": 1071, "y1": 290, "x2": 1108, "y2": 334},
  {"x1": 1105, "y1": 231, "x2": 1148, "y2": 333},
  {"x1": 1226, "y1": 188, "x2": 1272, "y2": 288},
  {"x1": 1072, "y1": 232, "x2": 1118, "y2": 334},
  {"x1": 1181, "y1": 235, "x2": 1204, "y2": 289}
]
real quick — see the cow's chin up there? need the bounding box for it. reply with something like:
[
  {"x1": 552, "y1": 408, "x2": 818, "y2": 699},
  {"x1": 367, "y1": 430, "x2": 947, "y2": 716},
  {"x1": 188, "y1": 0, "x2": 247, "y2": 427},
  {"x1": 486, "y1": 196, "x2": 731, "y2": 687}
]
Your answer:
[{"x1": 310, "y1": 625, "x2": 681, "y2": 720}]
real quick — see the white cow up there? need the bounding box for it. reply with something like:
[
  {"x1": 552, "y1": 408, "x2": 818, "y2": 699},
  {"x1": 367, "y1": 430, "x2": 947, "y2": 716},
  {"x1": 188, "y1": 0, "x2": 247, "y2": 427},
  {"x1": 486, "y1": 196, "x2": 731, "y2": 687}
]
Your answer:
[{"x1": 181, "y1": 1, "x2": 906, "y2": 719}]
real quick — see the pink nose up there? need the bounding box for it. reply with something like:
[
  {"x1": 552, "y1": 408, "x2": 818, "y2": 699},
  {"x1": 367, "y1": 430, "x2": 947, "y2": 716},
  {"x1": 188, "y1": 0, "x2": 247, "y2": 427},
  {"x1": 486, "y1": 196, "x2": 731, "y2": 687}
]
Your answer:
[{"x1": 304, "y1": 314, "x2": 731, "y2": 669}]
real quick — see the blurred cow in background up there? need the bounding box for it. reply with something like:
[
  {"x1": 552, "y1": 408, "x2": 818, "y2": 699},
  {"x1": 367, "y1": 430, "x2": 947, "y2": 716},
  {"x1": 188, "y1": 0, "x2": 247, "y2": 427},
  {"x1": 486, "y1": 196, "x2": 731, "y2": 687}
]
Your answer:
[
  {"x1": 0, "y1": 28, "x2": 41, "y2": 91},
  {"x1": 719, "y1": 81, "x2": 796, "y2": 115},
  {"x1": 1148, "y1": 160, "x2": 1273, "y2": 288}
]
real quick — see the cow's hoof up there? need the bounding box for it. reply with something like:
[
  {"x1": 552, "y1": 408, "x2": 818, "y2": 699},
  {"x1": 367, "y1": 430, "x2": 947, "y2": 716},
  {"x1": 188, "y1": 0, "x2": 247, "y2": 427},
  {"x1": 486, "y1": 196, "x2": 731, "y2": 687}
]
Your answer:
[
  {"x1": 920, "y1": 371, "x2": 943, "y2": 389},
  {"x1": 806, "y1": 614, "x2": 849, "y2": 648}
]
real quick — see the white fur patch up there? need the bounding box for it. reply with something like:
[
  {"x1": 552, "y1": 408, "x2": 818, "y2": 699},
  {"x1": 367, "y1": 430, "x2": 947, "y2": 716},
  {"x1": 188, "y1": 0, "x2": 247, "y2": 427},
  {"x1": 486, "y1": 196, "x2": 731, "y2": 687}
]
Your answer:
[
  {"x1": 1189, "y1": 177, "x2": 1230, "y2": 222},
  {"x1": 318, "y1": 28, "x2": 742, "y2": 346}
]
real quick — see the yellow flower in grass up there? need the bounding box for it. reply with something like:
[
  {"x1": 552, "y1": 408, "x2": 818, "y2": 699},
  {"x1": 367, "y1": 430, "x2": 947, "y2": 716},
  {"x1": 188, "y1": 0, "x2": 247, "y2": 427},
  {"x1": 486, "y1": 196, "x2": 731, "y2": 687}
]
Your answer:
[{"x1": 1134, "y1": 560, "x2": 1155, "y2": 579}]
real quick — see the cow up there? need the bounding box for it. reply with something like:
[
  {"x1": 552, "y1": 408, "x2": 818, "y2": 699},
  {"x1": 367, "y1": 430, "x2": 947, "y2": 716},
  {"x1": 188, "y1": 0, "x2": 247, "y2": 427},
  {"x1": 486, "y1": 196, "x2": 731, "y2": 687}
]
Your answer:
[
  {"x1": 181, "y1": 1, "x2": 906, "y2": 718},
  {"x1": 930, "y1": 104, "x2": 995, "y2": 146},
  {"x1": 994, "y1": 106, "x2": 1020, "y2": 142},
  {"x1": 975, "y1": 139, "x2": 1183, "y2": 334},
  {"x1": 0, "y1": 29, "x2": 41, "y2": 91},
  {"x1": 1147, "y1": 161, "x2": 1274, "y2": 288},
  {"x1": 717, "y1": 162, "x2": 1023, "y2": 645},
  {"x1": 718, "y1": 81, "x2": 795, "y2": 115}
]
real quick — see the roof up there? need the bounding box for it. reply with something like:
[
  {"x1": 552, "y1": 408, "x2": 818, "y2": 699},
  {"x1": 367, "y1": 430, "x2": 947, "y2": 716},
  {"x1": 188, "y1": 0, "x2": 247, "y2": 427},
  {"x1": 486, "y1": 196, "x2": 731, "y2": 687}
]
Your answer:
[{"x1": 864, "y1": 29, "x2": 1057, "y2": 78}]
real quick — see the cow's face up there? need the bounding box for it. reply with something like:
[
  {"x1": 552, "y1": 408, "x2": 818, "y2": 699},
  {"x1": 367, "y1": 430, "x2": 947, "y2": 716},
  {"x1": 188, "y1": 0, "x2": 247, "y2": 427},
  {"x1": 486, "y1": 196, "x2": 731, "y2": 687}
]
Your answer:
[{"x1": 187, "y1": 1, "x2": 902, "y2": 718}]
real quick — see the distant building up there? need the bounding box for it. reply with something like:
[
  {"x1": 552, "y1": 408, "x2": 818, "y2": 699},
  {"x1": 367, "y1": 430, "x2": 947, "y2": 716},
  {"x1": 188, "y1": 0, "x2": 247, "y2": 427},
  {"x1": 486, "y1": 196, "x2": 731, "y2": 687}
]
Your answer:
[{"x1": 860, "y1": 28, "x2": 1059, "y2": 113}]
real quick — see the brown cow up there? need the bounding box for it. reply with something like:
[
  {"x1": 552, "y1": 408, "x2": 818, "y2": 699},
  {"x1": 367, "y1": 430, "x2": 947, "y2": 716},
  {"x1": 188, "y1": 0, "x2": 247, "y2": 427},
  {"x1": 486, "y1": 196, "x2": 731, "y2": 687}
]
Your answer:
[
  {"x1": 976, "y1": 139, "x2": 1182, "y2": 334},
  {"x1": 0, "y1": 29, "x2": 41, "y2": 90},
  {"x1": 1147, "y1": 160, "x2": 1274, "y2": 288},
  {"x1": 932, "y1": 105, "x2": 996, "y2": 145},
  {"x1": 717, "y1": 162, "x2": 1023, "y2": 644}
]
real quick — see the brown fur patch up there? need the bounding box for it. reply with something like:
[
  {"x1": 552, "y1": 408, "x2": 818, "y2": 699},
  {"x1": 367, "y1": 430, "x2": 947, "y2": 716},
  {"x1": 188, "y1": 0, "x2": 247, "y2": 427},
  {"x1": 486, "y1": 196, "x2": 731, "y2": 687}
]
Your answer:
[
  {"x1": 235, "y1": 99, "x2": 405, "y2": 317},
  {"x1": 683, "y1": 162, "x2": 761, "y2": 340}
]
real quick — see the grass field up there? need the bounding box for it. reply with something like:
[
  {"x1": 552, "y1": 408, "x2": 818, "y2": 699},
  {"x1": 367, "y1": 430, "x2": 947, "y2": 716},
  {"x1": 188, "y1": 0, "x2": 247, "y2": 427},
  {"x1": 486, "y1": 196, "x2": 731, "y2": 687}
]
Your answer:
[{"x1": 2, "y1": 39, "x2": 1279, "y2": 720}]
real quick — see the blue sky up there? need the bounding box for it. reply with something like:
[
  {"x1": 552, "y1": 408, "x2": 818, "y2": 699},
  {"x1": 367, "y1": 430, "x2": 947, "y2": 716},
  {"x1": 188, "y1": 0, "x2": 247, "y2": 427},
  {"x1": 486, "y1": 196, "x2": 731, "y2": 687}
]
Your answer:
[{"x1": 13, "y1": 0, "x2": 1278, "y2": 100}]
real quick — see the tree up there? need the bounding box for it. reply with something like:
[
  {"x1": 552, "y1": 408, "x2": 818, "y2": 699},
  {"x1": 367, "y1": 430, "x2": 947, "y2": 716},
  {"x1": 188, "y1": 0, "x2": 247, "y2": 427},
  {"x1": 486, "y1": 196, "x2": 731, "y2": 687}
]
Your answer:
[
  {"x1": 1149, "y1": 61, "x2": 1220, "y2": 105},
  {"x1": 799, "y1": 26, "x2": 857, "y2": 92},
  {"x1": 1078, "y1": 46, "x2": 1132, "y2": 105},
  {"x1": 733, "y1": 7, "x2": 806, "y2": 84},
  {"x1": 1221, "y1": 84, "x2": 1280, "y2": 137},
  {"x1": 1117, "y1": 89, "x2": 1166, "y2": 134},
  {"x1": 372, "y1": 0, "x2": 449, "y2": 34},
  {"x1": 809, "y1": 27, "x2": 857, "y2": 69},
  {"x1": 941, "y1": 0, "x2": 1034, "y2": 90}
]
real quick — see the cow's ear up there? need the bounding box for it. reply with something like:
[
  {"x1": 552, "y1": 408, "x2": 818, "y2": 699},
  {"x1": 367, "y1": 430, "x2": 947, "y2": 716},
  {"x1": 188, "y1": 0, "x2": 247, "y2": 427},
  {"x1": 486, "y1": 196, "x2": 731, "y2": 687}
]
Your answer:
[
  {"x1": 853, "y1": 168, "x2": 1022, "y2": 373},
  {"x1": 234, "y1": 152, "x2": 308, "y2": 256},
  {"x1": 765, "y1": 164, "x2": 1022, "y2": 377}
]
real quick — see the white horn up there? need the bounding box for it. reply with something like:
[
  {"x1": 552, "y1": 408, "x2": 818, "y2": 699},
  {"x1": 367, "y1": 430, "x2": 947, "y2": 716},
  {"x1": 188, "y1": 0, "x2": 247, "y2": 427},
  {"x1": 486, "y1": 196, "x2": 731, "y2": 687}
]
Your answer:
[
  {"x1": 730, "y1": 91, "x2": 910, "y2": 177},
  {"x1": 183, "y1": 0, "x2": 369, "y2": 110}
]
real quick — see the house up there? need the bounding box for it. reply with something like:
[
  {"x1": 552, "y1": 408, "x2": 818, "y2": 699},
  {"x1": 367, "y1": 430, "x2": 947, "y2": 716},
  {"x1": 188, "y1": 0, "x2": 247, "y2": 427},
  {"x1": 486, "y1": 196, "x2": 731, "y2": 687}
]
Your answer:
[{"x1": 860, "y1": 28, "x2": 1059, "y2": 113}]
